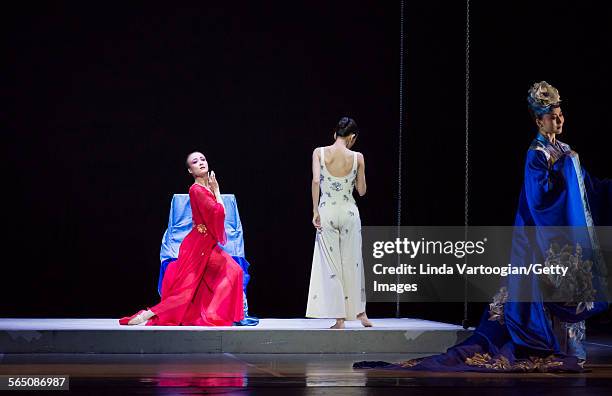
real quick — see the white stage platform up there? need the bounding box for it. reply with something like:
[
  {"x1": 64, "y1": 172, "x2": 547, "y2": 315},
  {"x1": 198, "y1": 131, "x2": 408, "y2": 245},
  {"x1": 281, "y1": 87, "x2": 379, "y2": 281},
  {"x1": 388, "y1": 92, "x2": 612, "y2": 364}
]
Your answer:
[{"x1": 0, "y1": 318, "x2": 472, "y2": 354}]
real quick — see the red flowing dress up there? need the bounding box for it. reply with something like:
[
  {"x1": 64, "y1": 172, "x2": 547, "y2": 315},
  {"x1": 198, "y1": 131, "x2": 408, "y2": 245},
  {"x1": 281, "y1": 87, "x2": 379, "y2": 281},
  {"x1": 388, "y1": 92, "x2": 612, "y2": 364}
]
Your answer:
[{"x1": 146, "y1": 183, "x2": 244, "y2": 326}]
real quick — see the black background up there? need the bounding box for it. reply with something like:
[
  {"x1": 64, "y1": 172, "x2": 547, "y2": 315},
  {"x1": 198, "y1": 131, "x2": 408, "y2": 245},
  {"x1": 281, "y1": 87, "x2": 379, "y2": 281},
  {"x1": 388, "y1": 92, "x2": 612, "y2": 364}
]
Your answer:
[{"x1": 3, "y1": 1, "x2": 610, "y2": 325}]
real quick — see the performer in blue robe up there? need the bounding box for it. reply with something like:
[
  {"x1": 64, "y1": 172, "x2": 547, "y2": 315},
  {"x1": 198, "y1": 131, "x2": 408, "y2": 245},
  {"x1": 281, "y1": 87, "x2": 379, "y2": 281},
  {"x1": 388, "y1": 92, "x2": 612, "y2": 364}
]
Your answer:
[{"x1": 355, "y1": 81, "x2": 610, "y2": 372}]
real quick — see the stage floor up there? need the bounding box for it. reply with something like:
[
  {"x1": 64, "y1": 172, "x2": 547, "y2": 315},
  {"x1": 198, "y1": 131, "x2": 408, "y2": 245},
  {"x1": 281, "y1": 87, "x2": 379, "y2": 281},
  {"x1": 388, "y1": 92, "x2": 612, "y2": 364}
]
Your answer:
[
  {"x1": 1, "y1": 320, "x2": 611, "y2": 394},
  {"x1": 0, "y1": 318, "x2": 466, "y2": 331},
  {"x1": 1, "y1": 352, "x2": 612, "y2": 395},
  {"x1": 0, "y1": 318, "x2": 472, "y2": 354}
]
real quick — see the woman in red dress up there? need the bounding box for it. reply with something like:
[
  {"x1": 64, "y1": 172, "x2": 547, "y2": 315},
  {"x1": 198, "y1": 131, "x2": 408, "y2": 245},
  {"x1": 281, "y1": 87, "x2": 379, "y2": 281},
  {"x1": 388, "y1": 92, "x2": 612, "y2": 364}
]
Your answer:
[{"x1": 120, "y1": 151, "x2": 244, "y2": 326}]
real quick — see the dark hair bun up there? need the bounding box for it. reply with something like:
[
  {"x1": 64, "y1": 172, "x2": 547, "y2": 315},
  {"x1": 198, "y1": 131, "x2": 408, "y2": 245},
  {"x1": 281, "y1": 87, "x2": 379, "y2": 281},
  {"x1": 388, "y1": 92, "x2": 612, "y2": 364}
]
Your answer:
[{"x1": 334, "y1": 116, "x2": 358, "y2": 137}]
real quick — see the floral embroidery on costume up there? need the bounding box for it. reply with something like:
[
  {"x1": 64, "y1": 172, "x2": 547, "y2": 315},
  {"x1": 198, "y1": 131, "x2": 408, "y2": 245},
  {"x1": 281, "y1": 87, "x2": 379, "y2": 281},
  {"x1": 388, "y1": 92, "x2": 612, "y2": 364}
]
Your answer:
[
  {"x1": 465, "y1": 353, "x2": 564, "y2": 372},
  {"x1": 488, "y1": 286, "x2": 508, "y2": 324},
  {"x1": 541, "y1": 242, "x2": 597, "y2": 311},
  {"x1": 567, "y1": 321, "x2": 586, "y2": 343},
  {"x1": 399, "y1": 359, "x2": 421, "y2": 368}
]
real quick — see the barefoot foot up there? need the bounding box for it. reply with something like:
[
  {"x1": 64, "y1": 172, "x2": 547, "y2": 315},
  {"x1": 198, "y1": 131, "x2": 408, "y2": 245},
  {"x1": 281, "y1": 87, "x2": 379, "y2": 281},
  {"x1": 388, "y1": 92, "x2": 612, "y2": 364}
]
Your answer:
[
  {"x1": 330, "y1": 319, "x2": 345, "y2": 329},
  {"x1": 357, "y1": 312, "x2": 373, "y2": 327},
  {"x1": 128, "y1": 309, "x2": 155, "y2": 325}
]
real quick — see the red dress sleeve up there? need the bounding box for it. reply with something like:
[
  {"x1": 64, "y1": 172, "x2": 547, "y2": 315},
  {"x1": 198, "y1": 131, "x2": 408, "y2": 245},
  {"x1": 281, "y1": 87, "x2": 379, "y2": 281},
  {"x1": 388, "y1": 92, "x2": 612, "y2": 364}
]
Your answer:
[{"x1": 190, "y1": 185, "x2": 227, "y2": 245}]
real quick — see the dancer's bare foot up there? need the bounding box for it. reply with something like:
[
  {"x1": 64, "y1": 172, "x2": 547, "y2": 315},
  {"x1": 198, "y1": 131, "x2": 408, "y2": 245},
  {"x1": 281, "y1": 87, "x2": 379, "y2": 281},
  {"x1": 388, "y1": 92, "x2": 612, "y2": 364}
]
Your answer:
[
  {"x1": 330, "y1": 319, "x2": 345, "y2": 329},
  {"x1": 357, "y1": 312, "x2": 373, "y2": 327},
  {"x1": 128, "y1": 309, "x2": 155, "y2": 325}
]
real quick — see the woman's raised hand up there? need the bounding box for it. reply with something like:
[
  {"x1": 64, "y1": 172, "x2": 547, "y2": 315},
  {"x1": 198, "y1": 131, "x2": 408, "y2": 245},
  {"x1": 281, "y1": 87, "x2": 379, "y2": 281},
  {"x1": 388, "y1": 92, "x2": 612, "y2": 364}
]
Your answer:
[{"x1": 209, "y1": 171, "x2": 220, "y2": 195}]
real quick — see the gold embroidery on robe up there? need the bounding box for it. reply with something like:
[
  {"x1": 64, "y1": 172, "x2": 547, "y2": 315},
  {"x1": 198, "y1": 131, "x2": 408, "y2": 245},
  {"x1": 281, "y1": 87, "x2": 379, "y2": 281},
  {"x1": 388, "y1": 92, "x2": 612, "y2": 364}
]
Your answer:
[
  {"x1": 399, "y1": 359, "x2": 420, "y2": 368},
  {"x1": 488, "y1": 287, "x2": 508, "y2": 324},
  {"x1": 465, "y1": 353, "x2": 564, "y2": 372}
]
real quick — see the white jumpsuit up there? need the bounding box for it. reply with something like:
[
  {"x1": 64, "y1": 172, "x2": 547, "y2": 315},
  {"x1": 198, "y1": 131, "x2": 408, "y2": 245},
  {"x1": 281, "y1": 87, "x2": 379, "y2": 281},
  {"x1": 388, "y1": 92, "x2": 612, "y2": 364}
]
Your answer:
[{"x1": 306, "y1": 148, "x2": 366, "y2": 319}]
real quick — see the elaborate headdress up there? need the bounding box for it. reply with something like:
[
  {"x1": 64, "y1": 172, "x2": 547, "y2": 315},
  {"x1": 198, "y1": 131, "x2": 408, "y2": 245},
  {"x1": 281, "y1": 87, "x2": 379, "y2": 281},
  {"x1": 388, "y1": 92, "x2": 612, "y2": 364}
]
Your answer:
[{"x1": 527, "y1": 81, "x2": 561, "y2": 118}]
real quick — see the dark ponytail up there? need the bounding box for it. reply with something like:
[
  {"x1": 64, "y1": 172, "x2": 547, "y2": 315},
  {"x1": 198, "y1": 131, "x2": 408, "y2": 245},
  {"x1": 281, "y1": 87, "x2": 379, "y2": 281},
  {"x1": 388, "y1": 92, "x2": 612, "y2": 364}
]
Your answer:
[{"x1": 334, "y1": 116, "x2": 358, "y2": 137}]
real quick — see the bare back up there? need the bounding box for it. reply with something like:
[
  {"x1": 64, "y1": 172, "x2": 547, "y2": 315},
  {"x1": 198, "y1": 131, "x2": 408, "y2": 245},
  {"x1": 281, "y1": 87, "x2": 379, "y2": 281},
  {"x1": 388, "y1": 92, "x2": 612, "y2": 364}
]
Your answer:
[{"x1": 322, "y1": 146, "x2": 356, "y2": 177}]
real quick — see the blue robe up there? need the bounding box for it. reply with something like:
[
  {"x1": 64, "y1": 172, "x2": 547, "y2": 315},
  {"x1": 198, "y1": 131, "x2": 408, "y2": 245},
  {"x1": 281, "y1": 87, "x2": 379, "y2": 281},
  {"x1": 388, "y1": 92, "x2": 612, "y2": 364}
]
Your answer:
[{"x1": 356, "y1": 134, "x2": 610, "y2": 372}]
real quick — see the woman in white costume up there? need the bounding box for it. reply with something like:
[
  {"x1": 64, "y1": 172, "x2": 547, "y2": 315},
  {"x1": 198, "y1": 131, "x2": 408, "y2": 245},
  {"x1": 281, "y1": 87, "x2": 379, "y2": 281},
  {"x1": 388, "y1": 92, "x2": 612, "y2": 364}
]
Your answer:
[{"x1": 306, "y1": 117, "x2": 372, "y2": 329}]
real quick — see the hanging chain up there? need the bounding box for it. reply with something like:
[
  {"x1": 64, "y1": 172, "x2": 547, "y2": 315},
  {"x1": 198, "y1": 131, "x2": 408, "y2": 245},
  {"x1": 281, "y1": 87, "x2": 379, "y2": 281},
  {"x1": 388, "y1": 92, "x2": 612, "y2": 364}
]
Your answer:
[
  {"x1": 395, "y1": 0, "x2": 405, "y2": 319},
  {"x1": 463, "y1": 0, "x2": 471, "y2": 329}
]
